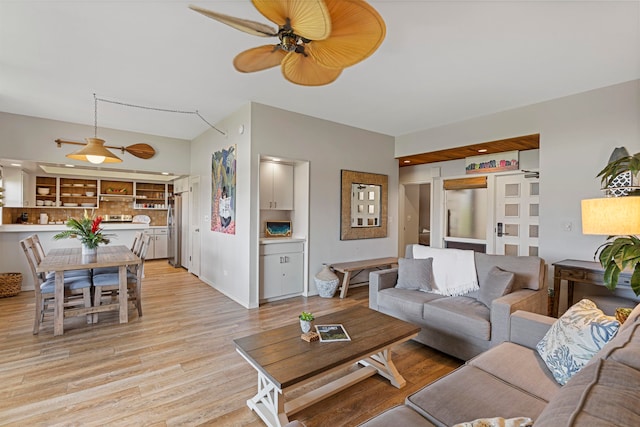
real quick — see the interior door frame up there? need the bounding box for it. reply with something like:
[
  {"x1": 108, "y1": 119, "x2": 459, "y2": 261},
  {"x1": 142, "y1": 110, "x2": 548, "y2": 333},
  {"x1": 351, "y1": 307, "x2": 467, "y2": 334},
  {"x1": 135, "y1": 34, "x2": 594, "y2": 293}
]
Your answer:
[{"x1": 189, "y1": 175, "x2": 201, "y2": 277}]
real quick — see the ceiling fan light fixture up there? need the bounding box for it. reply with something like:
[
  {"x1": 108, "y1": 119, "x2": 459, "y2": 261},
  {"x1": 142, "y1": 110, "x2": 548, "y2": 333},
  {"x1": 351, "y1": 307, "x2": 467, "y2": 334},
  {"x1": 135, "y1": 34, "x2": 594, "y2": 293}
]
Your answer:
[{"x1": 66, "y1": 138, "x2": 122, "y2": 164}]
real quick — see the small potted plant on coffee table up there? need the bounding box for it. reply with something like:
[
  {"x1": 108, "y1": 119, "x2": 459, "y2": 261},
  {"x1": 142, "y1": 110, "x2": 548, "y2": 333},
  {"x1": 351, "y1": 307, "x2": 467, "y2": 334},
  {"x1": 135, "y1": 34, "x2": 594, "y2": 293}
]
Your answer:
[{"x1": 299, "y1": 311, "x2": 314, "y2": 334}]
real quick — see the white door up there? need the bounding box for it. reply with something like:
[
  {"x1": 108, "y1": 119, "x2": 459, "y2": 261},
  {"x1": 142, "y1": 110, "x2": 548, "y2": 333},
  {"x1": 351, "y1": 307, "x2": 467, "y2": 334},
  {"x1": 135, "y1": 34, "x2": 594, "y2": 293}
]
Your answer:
[
  {"x1": 189, "y1": 176, "x2": 201, "y2": 277},
  {"x1": 494, "y1": 173, "x2": 540, "y2": 256},
  {"x1": 180, "y1": 191, "x2": 190, "y2": 269}
]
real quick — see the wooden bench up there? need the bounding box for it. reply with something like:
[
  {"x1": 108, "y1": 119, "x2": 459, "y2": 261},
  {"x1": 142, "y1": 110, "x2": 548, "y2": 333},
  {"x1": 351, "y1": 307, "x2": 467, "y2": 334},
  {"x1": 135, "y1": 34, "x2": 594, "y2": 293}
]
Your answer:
[{"x1": 330, "y1": 257, "x2": 398, "y2": 298}]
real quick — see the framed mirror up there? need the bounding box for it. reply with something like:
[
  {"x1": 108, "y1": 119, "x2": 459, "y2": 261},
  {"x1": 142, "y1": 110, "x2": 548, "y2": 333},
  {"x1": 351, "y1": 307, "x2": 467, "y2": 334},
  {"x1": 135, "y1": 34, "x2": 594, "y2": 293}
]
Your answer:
[{"x1": 341, "y1": 170, "x2": 388, "y2": 240}]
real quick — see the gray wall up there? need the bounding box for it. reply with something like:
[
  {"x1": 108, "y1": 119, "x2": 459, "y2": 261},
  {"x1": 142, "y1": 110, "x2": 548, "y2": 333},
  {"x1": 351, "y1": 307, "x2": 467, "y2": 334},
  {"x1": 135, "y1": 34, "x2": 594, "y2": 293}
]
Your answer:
[{"x1": 397, "y1": 79, "x2": 640, "y2": 310}]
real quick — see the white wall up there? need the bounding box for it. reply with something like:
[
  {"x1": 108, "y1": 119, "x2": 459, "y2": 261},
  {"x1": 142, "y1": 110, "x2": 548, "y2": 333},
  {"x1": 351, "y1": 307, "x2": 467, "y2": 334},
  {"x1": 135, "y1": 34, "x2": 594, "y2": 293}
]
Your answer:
[
  {"x1": 251, "y1": 103, "x2": 397, "y2": 307},
  {"x1": 0, "y1": 112, "x2": 191, "y2": 174},
  {"x1": 189, "y1": 104, "x2": 253, "y2": 308},
  {"x1": 396, "y1": 79, "x2": 640, "y2": 307}
]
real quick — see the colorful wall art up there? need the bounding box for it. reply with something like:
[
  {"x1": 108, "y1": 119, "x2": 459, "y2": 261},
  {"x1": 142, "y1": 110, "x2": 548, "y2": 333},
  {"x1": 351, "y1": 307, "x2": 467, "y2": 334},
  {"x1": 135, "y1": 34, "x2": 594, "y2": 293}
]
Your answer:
[
  {"x1": 465, "y1": 150, "x2": 519, "y2": 174},
  {"x1": 211, "y1": 145, "x2": 236, "y2": 234}
]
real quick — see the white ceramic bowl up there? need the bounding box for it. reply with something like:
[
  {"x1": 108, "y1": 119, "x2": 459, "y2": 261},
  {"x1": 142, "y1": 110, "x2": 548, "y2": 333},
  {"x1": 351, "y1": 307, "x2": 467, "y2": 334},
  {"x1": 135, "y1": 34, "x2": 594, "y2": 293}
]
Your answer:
[
  {"x1": 63, "y1": 203, "x2": 78, "y2": 207},
  {"x1": 44, "y1": 200, "x2": 53, "y2": 206},
  {"x1": 80, "y1": 203, "x2": 95, "y2": 207},
  {"x1": 37, "y1": 187, "x2": 50, "y2": 195},
  {"x1": 85, "y1": 191, "x2": 94, "y2": 197},
  {"x1": 36, "y1": 200, "x2": 44, "y2": 206}
]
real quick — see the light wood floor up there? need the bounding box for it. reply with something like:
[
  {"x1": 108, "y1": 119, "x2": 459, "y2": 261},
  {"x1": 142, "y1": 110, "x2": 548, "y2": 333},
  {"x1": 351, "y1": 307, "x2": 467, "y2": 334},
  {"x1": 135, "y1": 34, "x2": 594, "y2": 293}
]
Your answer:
[{"x1": 0, "y1": 260, "x2": 461, "y2": 426}]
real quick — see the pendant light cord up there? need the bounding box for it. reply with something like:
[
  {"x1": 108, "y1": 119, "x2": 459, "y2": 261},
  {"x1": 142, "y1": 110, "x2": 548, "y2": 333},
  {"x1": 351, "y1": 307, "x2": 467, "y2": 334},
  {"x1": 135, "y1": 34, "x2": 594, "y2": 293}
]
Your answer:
[{"x1": 94, "y1": 94, "x2": 226, "y2": 136}]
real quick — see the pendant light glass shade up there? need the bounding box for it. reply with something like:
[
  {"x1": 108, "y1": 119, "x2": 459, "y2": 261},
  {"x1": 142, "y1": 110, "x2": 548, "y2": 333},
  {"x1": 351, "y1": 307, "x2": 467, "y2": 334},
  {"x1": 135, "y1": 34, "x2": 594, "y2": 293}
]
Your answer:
[{"x1": 66, "y1": 138, "x2": 122, "y2": 164}]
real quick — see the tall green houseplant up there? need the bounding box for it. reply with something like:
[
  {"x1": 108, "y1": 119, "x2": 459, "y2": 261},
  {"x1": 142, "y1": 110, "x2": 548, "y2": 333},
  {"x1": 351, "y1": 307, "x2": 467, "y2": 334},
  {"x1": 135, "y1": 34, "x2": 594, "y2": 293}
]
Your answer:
[{"x1": 594, "y1": 151, "x2": 640, "y2": 296}]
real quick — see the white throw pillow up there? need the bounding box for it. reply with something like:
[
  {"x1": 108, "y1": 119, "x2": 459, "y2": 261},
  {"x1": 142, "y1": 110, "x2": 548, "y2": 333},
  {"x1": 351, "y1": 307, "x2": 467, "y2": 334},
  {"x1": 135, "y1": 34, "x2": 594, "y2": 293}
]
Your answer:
[{"x1": 536, "y1": 299, "x2": 620, "y2": 385}]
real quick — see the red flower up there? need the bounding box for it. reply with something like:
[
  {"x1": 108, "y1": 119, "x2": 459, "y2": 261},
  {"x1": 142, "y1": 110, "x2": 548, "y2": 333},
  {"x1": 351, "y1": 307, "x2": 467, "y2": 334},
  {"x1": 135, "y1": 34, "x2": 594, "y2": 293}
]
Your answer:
[{"x1": 91, "y1": 216, "x2": 103, "y2": 234}]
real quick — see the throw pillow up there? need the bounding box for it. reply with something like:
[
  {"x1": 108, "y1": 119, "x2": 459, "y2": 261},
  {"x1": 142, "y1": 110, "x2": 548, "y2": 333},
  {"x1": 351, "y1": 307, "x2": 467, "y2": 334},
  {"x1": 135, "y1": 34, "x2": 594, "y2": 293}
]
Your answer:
[
  {"x1": 478, "y1": 266, "x2": 515, "y2": 307},
  {"x1": 536, "y1": 299, "x2": 620, "y2": 385},
  {"x1": 453, "y1": 417, "x2": 533, "y2": 427},
  {"x1": 395, "y1": 257, "x2": 434, "y2": 292}
]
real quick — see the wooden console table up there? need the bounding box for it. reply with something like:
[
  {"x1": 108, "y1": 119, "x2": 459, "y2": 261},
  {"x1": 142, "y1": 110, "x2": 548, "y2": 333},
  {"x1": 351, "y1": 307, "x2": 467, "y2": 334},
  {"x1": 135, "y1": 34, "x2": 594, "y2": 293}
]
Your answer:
[
  {"x1": 552, "y1": 259, "x2": 632, "y2": 317},
  {"x1": 330, "y1": 257, "x2": 398, "y2": 298}
]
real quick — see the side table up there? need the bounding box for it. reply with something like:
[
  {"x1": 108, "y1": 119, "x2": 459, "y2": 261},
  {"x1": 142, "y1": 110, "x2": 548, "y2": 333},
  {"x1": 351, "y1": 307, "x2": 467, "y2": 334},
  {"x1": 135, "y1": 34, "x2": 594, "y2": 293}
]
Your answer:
[{"x1": 552, "y1": 259, "x2": 632, "y2": 317}]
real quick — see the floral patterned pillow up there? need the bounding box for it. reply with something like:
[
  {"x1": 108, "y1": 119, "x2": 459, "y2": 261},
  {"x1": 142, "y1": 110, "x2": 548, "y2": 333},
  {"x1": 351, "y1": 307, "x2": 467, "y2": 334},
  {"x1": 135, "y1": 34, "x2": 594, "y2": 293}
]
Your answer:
[{"x1": 536, "y1": 299, "x2": 620, "y2": 385}]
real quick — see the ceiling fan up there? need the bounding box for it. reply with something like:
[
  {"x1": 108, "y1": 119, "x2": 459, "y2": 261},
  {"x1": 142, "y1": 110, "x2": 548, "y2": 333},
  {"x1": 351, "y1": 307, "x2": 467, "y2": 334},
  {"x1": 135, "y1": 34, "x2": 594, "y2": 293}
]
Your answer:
[{"x1": 189, "y1": 0, "x2": 386, "y2": 86}]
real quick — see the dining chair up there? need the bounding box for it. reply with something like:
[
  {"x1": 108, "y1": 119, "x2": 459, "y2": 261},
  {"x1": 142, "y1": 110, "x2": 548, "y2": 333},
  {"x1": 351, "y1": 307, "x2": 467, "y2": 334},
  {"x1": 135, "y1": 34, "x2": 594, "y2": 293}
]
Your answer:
[
  {"x1": 92, "y1": 231, "x2": 144, "y2": 275},
  {"x1": 92, "y1": 233, "x2": 151, "y2": 322},
  {"x1": 19, "y1": 236, "x2": 93, "y2": 334},
  {"x1": 31, "y1": 234, "x2": 91, "y2": 280}
]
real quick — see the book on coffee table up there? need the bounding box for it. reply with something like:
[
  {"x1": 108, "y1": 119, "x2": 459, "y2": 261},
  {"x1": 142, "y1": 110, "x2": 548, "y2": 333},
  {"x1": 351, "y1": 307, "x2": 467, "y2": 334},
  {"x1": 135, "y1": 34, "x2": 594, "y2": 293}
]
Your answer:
[{"x1": 315, "y1": 324, "x2": 351, "y2": 342}]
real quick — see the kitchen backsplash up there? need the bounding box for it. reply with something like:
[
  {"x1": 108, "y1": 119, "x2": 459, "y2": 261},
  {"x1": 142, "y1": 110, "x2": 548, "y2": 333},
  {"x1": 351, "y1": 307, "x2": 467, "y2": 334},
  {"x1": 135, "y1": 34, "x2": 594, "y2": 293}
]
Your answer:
[{"x1": 2, "y1": 201, "x2": 168, "y2": 226}]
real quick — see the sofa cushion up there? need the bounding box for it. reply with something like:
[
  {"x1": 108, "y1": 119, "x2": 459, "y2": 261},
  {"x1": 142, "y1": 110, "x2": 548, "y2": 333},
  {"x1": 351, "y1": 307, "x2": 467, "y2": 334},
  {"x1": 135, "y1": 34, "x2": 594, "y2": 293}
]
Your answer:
[
  {"x1": 469, "y1": 342, "x2": 560, "y2": 402},
  {"x1": 424, "y1": 297, "x2": 491, "y2": 341},
  {"x1": 535, "y1": 358, "x2": 640, "y2": 426},
  {"x1": 453, "y1": 417, "x2": 532, "y2": 427},
  {"x1": 358, "y1": 405, "x2": 436, "y2": 427},
  {"x1": 478, "y1": 266, "x2": 515, "y2": 308},
  {"x1": 536, "y1": 299, "x2": 620, "y2": 385},
  {"x1": 378, "y1": 288, "x2": 445, "y2": 319},
  {"x1": 407, "y1": 365, "x2": 547, "y2": 426},
  {"x1": 475, "y1": 252, "x2": 544, "y2": 291},
  {"x1": 591, "y1": 320, "x2": 640, "y2": 371},
  {"x1": 395, "y1": 257, "x2": 434, "y2": 292}
]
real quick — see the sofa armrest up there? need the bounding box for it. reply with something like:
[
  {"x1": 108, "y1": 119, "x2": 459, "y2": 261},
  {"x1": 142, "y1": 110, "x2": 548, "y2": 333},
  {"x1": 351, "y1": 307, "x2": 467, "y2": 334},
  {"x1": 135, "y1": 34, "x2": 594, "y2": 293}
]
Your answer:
[
  {"x1": 369, "y1": 268, "x2": 398, "y2": 310},
  {"x1": 509, "y1": 310, "x2": 555, "y2": 349},
  {"x1": 489, "y1": 288, "x2": 547, "y2": 346}
]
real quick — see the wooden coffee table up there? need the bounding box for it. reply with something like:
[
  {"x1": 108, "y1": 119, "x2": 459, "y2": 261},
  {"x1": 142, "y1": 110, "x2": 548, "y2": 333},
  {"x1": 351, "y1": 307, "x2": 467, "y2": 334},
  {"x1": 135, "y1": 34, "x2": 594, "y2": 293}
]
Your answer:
[{"x1": 234, "y1": 306, "x2": 420, "y2": 427}]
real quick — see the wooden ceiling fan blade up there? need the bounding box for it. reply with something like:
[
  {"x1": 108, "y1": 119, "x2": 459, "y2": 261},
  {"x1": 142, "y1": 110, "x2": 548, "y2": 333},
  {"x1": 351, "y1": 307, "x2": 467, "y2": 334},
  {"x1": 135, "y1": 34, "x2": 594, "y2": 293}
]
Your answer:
[
  {"x1": 307, "y1": 0, "x2": 386, "y2": 69},
  {"x1": 124, "y1": 143, "x2": 155, "y2": 159},
  {"x1": 189, "y1": 5, "x2": 278, "y2": 37},
  {"x1": 252, "y1": 0, "x2": 331, "y2": 41},
  {"x1": 234, "y1": 45, "x2": 287, "y2": 73},
  {"x1": 281, "y1": 53, "x2": 342, "y2": 86}
]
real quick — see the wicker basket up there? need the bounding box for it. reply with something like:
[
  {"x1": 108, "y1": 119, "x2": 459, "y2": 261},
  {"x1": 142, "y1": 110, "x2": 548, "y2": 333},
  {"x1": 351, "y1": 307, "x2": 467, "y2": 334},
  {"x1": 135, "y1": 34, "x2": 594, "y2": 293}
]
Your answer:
[{"x1": 0, "y1": 273, "x2": 22, "y2": 297}]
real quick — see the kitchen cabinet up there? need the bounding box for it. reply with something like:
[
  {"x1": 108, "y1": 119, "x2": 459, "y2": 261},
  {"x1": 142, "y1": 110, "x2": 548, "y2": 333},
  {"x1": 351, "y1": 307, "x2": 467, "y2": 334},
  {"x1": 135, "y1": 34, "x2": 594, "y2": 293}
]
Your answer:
[
  {"x1": 143, "y1": 228, "x2": 168, "y2": 259},
  {"x1": 259, "y1": 241, "x2": 303, "y2": 300},
  {"x1": 58, "y1": 177, "x2": 98, "y2": 209},
  {"x1": 134, "y1": 182, "x2": 169, "y2": 209},
  {"x1": 259, "y1": 162, "x2": 293, "y2": 210},
  {"x1": 3, "y1": 168, "x2": 35, "y2": 207}
]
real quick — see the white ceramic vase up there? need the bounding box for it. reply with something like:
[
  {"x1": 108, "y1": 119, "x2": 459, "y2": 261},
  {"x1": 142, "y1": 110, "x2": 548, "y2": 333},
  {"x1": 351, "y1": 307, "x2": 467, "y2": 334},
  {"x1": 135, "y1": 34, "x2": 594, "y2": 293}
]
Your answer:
[
  {"x1": 82, "y1": 244, "x2": 97, "y2": 256},
  {"x1": 314, "y1": 264, "x2": 340, "y2": 298},
  {"x1": 300, "y1": 319, "x2": 312, "y2": 334}
]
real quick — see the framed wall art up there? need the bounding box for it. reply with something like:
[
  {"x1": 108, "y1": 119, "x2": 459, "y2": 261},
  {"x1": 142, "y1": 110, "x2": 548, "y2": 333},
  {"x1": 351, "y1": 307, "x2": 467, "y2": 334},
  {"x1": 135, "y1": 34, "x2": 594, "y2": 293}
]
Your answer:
[{"x1": 340, "y1": 169, "x2": 388, "y2": 240}]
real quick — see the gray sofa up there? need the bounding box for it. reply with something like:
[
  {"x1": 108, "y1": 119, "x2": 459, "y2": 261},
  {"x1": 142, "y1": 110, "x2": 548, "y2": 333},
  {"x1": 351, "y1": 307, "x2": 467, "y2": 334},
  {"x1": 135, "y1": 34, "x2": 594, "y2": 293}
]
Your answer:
[
  {"x1": 369, "y1": 245, "x2": 547, "y2": 360},
  {"x1": 360, "y1": 302, "x2": 640, "y2": 426}
]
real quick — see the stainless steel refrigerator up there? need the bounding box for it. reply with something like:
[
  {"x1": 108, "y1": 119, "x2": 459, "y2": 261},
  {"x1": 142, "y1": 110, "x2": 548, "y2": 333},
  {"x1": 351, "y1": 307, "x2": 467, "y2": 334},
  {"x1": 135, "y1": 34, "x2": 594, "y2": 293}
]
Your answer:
[{"x1": 167, "y1": 193, "x2": 182, "y2": 267}]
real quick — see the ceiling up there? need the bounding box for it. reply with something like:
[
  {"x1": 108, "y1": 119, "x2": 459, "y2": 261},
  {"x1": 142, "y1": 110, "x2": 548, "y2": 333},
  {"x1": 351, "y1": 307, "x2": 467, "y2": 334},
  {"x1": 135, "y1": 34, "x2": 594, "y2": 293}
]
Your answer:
[{"x1": 1, "y1": 1, "x2": 639, "y2": 143}]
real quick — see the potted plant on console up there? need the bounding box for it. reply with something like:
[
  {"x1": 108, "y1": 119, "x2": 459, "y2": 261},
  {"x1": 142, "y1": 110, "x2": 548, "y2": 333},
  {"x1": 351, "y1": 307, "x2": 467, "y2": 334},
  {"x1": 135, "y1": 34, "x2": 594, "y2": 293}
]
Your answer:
[
  {"x1": 582, "y1": 149, "x2": 640, "y2": 296},
  {"x1": 54, "y1": 210, "x2": 112, "y2": 255}
]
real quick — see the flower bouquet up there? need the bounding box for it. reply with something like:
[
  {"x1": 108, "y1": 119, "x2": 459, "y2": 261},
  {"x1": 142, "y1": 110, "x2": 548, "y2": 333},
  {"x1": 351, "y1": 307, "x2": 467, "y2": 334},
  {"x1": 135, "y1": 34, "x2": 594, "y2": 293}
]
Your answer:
[{"x1": 54, "y1": 210, "x2": 112, "y2": 251}]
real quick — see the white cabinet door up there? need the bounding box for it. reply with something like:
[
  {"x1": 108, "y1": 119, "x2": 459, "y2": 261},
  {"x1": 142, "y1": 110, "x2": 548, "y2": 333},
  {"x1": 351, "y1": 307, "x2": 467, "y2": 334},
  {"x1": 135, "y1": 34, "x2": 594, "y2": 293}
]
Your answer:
[
  {"x1": 259, "y1": 162, "x2": 293, "y2": 210},
  {"x1": 260, "y1": 254, "x2": 282, "y2": 299},
  {"x1": 280, "y1": 251, "x2": 303, "y2": 295},
  {"x1": 143, "y1": 230, "x2": 156, "y2": 259},
  {"x1": 2, "y1": 168, "x2": 34, "y2": 207},
  {"x1": 154, "y1": 229, "x2": 168, "y2": 259},
  {"x1": 272, "y1": 163, "x2": 293, "y2": 210},
  {"x1": 259, "y1": 162, "x2": 273, "y2": 210}
]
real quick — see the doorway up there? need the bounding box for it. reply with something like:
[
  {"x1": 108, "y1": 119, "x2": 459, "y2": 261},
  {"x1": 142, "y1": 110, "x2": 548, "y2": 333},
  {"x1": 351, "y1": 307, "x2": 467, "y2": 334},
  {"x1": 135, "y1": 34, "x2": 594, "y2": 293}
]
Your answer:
[
  {"x1": 402, "y1": 183, "x2": 431, "y2": 249},
  {"x1": 189, "y1": 176, "x2": 201, "y2": 277}
]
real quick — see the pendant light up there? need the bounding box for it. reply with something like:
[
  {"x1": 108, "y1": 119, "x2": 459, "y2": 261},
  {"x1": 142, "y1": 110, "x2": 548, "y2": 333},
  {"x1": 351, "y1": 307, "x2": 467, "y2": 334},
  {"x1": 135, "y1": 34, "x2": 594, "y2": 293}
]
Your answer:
[{"x1": 66, "y1": 94, "x2": 122, "y2": 164}]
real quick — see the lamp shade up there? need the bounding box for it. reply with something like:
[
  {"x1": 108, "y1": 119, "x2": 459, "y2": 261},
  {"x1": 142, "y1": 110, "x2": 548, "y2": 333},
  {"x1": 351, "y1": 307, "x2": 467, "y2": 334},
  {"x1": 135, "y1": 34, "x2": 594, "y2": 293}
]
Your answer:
[
  {"x1": 66, "y1": 138, "x2": 122, "y2": 164},
  {"x1": 581, "y1": 197, "x2": 640, "y2": 235}
]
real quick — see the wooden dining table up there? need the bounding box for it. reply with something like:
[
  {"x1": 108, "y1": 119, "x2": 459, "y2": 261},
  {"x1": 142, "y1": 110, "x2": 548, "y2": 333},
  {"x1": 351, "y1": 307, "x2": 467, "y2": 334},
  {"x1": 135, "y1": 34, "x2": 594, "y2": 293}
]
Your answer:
[{"x1": 35, "y1": 245, "x2": 141, "y2": 336}]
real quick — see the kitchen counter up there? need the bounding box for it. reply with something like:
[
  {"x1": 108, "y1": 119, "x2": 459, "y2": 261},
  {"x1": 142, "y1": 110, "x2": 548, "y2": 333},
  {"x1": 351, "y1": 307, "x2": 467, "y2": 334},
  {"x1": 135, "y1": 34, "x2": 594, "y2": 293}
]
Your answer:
[
  {"x1": 0, "y1": 223, "x2": 150, "y2": 232},
  {"x1": 0, "y1": 223, "x2": 150, "y2": 291},
  {"x1": 260, "y1": 237, "x2": 306, "y2": 244}
]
